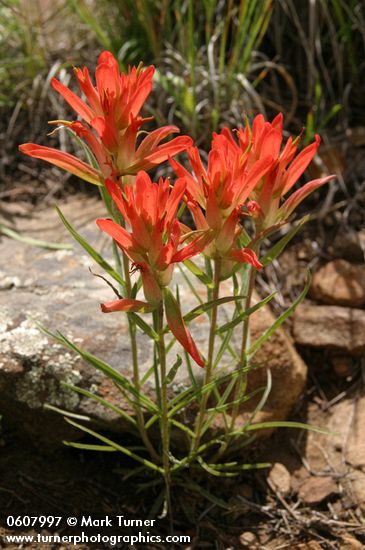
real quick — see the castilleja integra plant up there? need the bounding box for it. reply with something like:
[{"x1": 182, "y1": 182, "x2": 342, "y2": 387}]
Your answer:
[{"x1": 20, "y1": 51, "x2": 335, "y2": 511}]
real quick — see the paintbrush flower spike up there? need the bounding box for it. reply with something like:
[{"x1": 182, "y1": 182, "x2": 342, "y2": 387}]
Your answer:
[
  {"x1": 214, "y1": 113, "x2": 335, "y2": 229},
  {"x1": 96, "y1": 172, "x2": 211, "y2": 367},
  {"x1": 19, "y1": 51, "x2": 192, "y2": 185}
]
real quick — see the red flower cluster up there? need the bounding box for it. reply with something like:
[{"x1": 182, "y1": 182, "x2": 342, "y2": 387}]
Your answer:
[
  {"x1": 97, "y1": 173, "x2": 209, "y2": 367},
  {"x1": 20, "y1": 51, "x2": 192, "y2": 186},
  {"x1": 19, "y1": 52, "x2": 335, "y2": 367},
  {"x1": 212, "y1": 113, "x2": 334, "y2": 229}
]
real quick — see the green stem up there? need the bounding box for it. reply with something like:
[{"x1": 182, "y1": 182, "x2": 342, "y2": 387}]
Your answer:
[
  {"x1": 156, "y1": 300, "x2": 172, "y2": 523},
  {"x1": 191, "y1": 257, "x2": 221, "y2": 455},
  {"x1": 229, "y1": 264, "x2": 257, "y2": 430},
  {"x1": 213, "y1": 251, "x2": 259, "y2": 462}
]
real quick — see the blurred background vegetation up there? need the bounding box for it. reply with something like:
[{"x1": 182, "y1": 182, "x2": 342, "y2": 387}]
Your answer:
[{"x1": 0, "y1": 0, "x2": 364, "y2": 229}]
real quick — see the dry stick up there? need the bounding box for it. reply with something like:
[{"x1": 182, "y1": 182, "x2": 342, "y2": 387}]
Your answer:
[
  {"x1": 156, "y1": 300, "x2": 173, "y2": 529},
  {"x1": 191, "y1": 258, "x2": 222, "y2": 455}
]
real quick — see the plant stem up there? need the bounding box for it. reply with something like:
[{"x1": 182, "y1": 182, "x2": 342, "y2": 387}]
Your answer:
[
  {"x1": 121, "y1": 248, "x2": 159, "y2": 463},
  {"x1": 228, "y1": 261, "x2": 258, "y2": 434},
  {"x1": 191, "y1": 257, "x2": 221, "y2": 454},
  {"x1": 156, "y1": 300, "x2": 172, "y2": 524}
]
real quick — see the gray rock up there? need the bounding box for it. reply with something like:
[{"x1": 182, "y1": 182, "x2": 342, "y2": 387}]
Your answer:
[
  {"x1": 0, "y1": 197, "x2": 307, "y2": 446},
  {"x1": 293, "y1": 303, "x2": 365, "y2": 355}
]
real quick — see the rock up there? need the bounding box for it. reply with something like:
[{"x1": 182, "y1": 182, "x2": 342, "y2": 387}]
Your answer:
[
  {"x1": 331, "y1": 229, "x2": 365, "y2": 263},
  {"x1": 298, "y1": 476, "x2": 338, "y2": 505},
  {"x1": 311, "y1": 259, "x2": 365, "y2": 307},
  {"x1": 239, "y1": 532, "x2": 259, "y2": 548},
  {"x1": 0, "y1": 197, "x2": 307, "y2": 446},
  {"x1": 293, "y1": 304, "x2": 365, "y2": 355},
  {"x1": 294, "y1": 394, "x2": 365, "y2": 513},
  {"x1": 267, "y1": 462, "x2": 291, "y2": 496},
  {"x1": 346, "y1": 396, "x2": 365, "y2": 470},
  {"x1": 340, "y1": 536, "x2": 364, "y2": 550}
]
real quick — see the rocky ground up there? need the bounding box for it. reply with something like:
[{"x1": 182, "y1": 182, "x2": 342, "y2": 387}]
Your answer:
[{"x1": 0, "y1": 195, "x2": 364, "y2": 549}]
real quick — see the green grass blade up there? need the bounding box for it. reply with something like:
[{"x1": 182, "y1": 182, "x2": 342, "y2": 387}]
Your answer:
[{"x1": 0, "y1": 224, "x2": 72, "y2": 250}]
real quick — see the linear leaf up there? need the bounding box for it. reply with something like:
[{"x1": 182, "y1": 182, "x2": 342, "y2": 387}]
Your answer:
[
  {"x1": 166, "y1": 355, "x2": 182, "y2": 384},
  {"x1": 217, "y1": 292, "x2": 277, "y2": 334},
  {"x1": 60, "y1": 382, "x2": 137, "y2": 427},
  {"x1": 38, "y1": 325, "x2": 158, "y2": 413},
  {"x1": 0, "y1": 224, "x2": 72, "y2": 250},
  {"x1": 64, "y1": 442, "x2": 117, "y2": 452},
  {"x1": 249, "y1": 275, "x2": 311, "y2": 357},
  {"x1": 184, "y1": 295, "x2": 246, "y2": 323},
  {"x1": 129, "y1": 312, "x2": 159, "y2": 341},
  {"x1": 63, "y1": 418, "x2": 163, "y2": 472},
  {"x1": 56, "y1": 207, "x2": 126, "y2": 291},
  {"x1": 183, "y1": 259, "x2": 214, "y2": 287},
  {"x1": 261, "y1": 216, "x2": 309, "y2": 266}
]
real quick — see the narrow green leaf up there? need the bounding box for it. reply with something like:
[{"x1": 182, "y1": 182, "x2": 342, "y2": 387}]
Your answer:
[
  {"x1": 170, "y1": 419, "x2": 195, "y2": 438},
  {"x1": 60, "y1": 382, "x2": 137, "y2": 427},
  {"x1": 261, "y1": 216, "x2": 309, "y2": 266},
  {"x1": 184, "y1": 295, "x2": 246, "y2": 323},
  {"x1": 243, "y1": 421, "x2": 331, "y2": 435},
  {"x1": 64, "y1": 442, "x2": 117, "y2": 452},
  {"x1": 186, "y1": 480, "x2": 231, "y2": 509},
  {"x1": 206, "y1": 385, "x2": 266, "y2": 413},
  {"x1": 206, "y1": 460, "x2": 270, "y2": 471},
  {"x1": 165, "y1": 355, "x2": 182, "y2": 384},
  {"x1": 43, "y1": 403, "x2": 90, "y2": 421},
  {"x1": 38, "y1": 325, "x2": 158, "y2": 413},
  {"x1": 249, "y1": 275, "x2": 311, "y2": 357},
  {"x1": 63, "y1": 417, "x2": 163, "y2": 472},
  {"x1": 197, "y1": 456, "x2": 239, "y2": 477},
  {"x1": 56, "y1": 207, "x2": 126, "y2": 291},
  {"x1": 130, "y1": 313, "x2": 159, "y2": 342},
  {"x1": 0, "y1": 223, "x2": 72, "y2": 250},
  {"x1": 183, "y1": 259, "x2": 214, "y2": 288},
  {"x1": 217, "y1": 292, "x2": 277, "y2": 334}
]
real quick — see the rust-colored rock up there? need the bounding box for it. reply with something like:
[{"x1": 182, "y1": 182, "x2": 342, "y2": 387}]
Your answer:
[
  {"x1": 267, "y1": 462, "x2": 291, "y2": 496},
  {"x1": 293, "y1": 303, "x2": 365, "y2": 355},
  {"x1": 298, "y1": 476, "x2": 338, "y2": 505},
  {"x1": 311, "y1": 259, "x2": 365, "y2": 307}
]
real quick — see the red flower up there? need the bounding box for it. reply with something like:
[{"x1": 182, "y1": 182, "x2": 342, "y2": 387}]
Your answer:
[
  {"x1": 20, "y1": 52, "x2": 192, "y2": 185},
  {"x1": 214, "y1": 114, "x2": 335, "y2": 229},
  {"x1": 52, "y1": 52, "x2": 155, "y2": 148},
  {"x1": 170, "y1": 144, "x2": 271, "y2": 272},
  {"x1": 96, "y1": 172, "x2": 211, "y2": 366}
]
